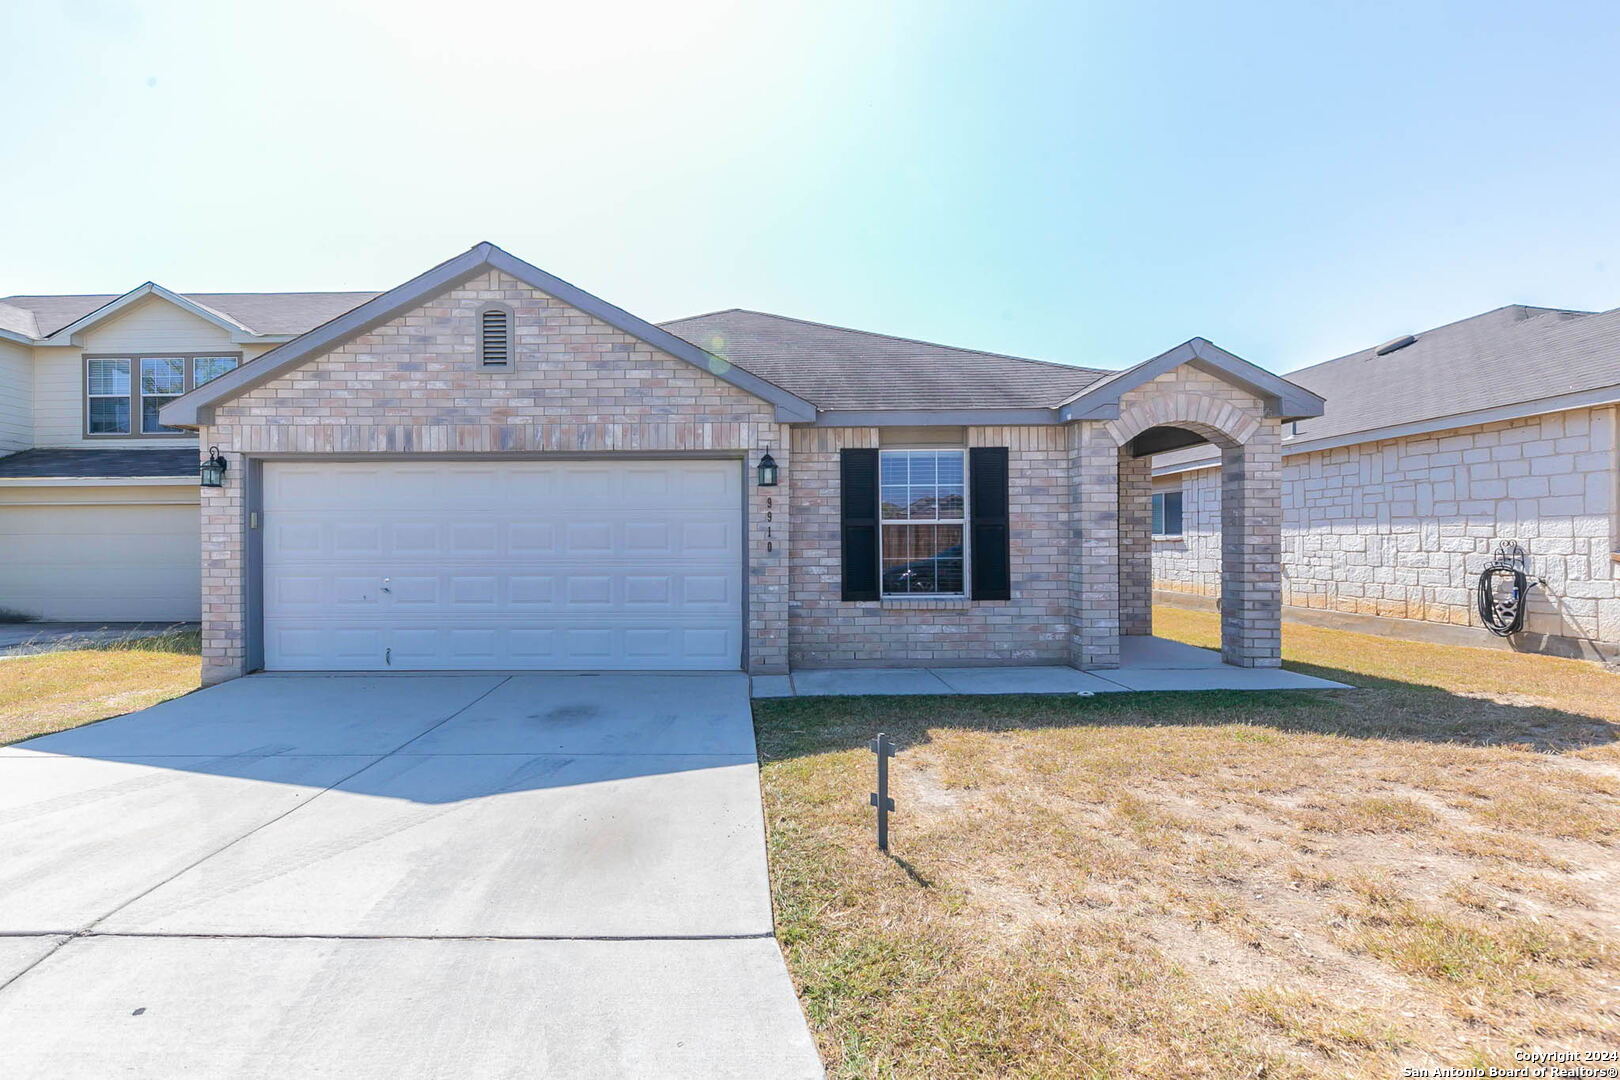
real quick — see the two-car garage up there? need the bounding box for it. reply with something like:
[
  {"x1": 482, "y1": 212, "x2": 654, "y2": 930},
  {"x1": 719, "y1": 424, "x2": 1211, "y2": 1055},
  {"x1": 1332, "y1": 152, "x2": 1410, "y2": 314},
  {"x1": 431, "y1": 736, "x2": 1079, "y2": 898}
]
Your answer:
[{"x1": 259, "y1": 459, "x2": 745, "y2": 671}]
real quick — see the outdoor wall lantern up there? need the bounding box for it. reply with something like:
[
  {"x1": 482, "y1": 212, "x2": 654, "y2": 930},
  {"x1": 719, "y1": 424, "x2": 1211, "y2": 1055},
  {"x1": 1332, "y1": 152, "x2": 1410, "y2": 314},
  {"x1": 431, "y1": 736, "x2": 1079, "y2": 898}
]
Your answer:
[
  {"x1": 199, "y1": 446, "x2": 229, "y2": 488},
  {"x1": 756, "y1": 448, "x2": 780, "y2": 487}
]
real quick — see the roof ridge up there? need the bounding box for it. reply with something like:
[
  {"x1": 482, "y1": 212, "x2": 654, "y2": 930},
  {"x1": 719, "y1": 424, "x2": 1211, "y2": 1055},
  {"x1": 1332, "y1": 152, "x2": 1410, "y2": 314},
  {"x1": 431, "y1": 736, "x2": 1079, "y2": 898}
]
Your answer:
[
  {"x1": 667, "y1": 307, "x2": 1111, "y2": 375},
  {"x1": 1283, "y1": 303, "x2": 1597, "y2": 378}
]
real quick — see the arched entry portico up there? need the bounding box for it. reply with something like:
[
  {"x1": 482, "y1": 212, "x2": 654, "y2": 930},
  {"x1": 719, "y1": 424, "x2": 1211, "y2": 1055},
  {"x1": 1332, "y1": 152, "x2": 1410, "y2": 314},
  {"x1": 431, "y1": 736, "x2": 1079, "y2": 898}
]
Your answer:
[{"x1": 1069, "y1": 385, "x2": 1283, "y2": 670}]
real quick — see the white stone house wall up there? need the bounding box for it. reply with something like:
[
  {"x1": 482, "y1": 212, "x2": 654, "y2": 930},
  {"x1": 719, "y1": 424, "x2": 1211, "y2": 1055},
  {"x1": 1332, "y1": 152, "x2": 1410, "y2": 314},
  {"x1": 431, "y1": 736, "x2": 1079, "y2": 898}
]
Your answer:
[{"x1": 1153, "y1": 406, "x2": 1620, "y2": 649}]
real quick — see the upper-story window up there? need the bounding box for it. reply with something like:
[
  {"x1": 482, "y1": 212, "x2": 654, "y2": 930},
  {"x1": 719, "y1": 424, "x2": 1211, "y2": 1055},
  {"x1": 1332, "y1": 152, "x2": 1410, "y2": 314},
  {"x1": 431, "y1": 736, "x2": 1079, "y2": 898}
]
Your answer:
[
  {"x1": 879, "y1": 449, "x2": 967, "y2": 595},
  {"x1": 85, "y1": 354, "x2": 239, "y2": 436}
]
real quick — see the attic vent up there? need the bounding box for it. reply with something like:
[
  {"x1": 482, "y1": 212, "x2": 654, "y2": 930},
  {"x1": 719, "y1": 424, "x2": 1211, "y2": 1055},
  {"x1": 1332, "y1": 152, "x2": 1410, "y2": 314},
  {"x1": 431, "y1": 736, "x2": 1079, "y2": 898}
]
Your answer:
[
  {"x1": 1374, "y1": 334, "x2": 1416, "y2": 356},
  {"x1": 478, "y1": 304, "x2": 512, "y2": 367}
]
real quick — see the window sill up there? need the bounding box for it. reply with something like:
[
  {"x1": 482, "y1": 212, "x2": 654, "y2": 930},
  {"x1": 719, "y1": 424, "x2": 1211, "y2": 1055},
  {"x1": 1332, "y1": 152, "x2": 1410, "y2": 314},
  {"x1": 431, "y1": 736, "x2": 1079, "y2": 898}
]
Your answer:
[
  {"x1": 880, "y1": 595, "x2": 972, "y2": 611},
  {"x1": 1152, "y1": 534, "x2": 1185, "y2": 542}
]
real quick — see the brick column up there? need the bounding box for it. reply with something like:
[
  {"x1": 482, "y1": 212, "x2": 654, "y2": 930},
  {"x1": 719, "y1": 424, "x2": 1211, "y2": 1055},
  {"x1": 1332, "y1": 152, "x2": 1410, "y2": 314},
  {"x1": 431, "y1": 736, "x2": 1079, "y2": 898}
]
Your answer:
[
  {"x1": 1118, "y1": 446, "x2": 1153, "y2": 637},
  {"x1": 1220, "y1": 420, "x2": 1283, "y2": 667},
  {"x1": 747, "y1": 429, "x2": 790, "y2": 674},
  {"x1": 199, "y1": 441, "x2": 248, "y2": 685},
  {"x1": 1069, "y1": 421, "x2": 1121, "y2": 668}
]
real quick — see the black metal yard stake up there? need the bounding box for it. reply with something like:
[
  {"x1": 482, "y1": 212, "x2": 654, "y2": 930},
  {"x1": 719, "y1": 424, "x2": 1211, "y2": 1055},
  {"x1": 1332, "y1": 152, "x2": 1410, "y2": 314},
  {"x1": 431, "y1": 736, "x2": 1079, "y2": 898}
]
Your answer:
[{"x1": 869, "y1": 732, "x2": 896, "y2": 851}]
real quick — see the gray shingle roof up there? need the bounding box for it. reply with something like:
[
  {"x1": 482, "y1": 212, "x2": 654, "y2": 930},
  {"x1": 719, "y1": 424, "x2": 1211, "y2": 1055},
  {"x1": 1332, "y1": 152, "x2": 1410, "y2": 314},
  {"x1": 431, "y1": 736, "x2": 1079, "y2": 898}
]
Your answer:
[
  {"x1": 659, "y1": 308, "x2": 1111, "y2": 410},
  {"x1": 1158, "y1": 302, "x2": 1620, "y2": 470},
  {"x1": 0, "y1": 448, "x2": 200, "y2": 479},
  {"x1": 0, "y1": 291, "x2": 381, "y2": 338}
]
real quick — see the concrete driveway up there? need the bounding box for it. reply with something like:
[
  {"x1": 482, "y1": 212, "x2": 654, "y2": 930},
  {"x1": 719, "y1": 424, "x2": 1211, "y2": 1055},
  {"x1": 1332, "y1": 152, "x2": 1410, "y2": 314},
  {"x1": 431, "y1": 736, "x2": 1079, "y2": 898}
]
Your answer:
[{"x1": 0, "y1": 673, "x2": 822, "y2": 1079}]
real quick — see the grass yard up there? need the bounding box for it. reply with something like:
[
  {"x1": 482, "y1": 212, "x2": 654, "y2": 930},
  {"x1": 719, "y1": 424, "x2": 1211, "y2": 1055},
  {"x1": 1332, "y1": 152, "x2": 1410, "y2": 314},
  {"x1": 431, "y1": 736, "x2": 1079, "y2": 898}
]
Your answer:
[
  {"x1": 755, "y1": 607, "x2": 1620, "y2": 1079},
  {"x1": 0, "y1": 629, "x2": 201, "y2": 746}
]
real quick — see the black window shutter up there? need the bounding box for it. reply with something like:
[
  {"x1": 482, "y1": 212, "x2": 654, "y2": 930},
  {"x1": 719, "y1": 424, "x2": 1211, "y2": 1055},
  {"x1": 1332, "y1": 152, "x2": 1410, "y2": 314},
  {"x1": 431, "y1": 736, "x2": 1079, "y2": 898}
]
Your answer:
[
  {"x1": 969, "y1": 446, "x2": 1011, "y2": 601},
  {"x1": 840, "y1": 448, "x2": 880, "y2": 601}
]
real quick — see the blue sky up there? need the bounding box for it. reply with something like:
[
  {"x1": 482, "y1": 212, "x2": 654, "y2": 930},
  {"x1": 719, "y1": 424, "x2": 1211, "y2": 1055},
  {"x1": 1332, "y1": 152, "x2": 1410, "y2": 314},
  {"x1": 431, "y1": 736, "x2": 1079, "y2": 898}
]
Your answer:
[{"x1": 3, "y1": 1, "x2": 1618, "y2": 374}]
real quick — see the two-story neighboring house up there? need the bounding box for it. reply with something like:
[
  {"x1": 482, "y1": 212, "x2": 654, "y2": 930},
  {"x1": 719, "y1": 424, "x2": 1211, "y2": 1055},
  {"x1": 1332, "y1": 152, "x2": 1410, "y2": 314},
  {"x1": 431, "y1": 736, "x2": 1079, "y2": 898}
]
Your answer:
[{"x1": 0, "y1": 287, "x2": 375, "y2": 621}]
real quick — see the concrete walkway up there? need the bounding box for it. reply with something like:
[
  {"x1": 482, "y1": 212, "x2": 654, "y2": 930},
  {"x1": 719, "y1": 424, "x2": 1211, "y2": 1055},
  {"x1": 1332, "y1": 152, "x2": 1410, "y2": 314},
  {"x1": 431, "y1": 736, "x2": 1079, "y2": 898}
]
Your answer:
[
  {"x1": 753, "y1": 636, "x2": 1349, "y2": 697},
  {"x1": 0, "y1": 673, "x2": 822, "y2": 1079}
]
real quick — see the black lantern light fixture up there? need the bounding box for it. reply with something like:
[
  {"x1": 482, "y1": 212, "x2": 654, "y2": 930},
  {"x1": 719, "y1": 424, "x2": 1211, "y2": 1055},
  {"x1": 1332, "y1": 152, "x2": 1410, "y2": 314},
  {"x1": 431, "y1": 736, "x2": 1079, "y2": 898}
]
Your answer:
[
  {"x1": 756, "y1": 447, "x2": 779, "y2": 487},
  {"x1": 199, "y1": 446, "x2": 228, "y2": 488}
]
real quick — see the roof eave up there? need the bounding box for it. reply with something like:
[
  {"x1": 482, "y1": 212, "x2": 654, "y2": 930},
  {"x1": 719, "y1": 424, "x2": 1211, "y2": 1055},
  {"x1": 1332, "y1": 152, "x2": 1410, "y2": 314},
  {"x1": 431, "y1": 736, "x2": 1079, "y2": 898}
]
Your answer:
[
  {"x1": 812, "y1": 407, "x2": 1061, "y2": 427},
  {"x1": 1056, "y1": 337, "x2": 1325, "y2": 423}
]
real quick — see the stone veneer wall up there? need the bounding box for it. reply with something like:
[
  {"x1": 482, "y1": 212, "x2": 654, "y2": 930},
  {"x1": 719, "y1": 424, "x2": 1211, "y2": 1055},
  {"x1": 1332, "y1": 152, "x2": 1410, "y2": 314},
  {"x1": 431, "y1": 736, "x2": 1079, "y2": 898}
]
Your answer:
[
  {"x1": 787, "y1": 425, "x2": 1071, "y2": 667},
  {"x1": 1153, "y1": 406, "x2": 1620, "y2": 648},
  {"x1": 197, "y1": 269, "x2": 788, "y2": 684}
]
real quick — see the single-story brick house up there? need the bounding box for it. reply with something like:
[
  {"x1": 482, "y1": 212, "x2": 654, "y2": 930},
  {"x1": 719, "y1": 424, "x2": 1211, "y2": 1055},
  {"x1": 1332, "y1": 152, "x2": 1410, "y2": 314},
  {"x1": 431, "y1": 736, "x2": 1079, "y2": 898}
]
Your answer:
[
  {"x1": 1153, "y1": 302, "x2": 1620, "y2": 661},
  {"x1": 3, "y1": 243, "x2": 1325, "y2": 684}
]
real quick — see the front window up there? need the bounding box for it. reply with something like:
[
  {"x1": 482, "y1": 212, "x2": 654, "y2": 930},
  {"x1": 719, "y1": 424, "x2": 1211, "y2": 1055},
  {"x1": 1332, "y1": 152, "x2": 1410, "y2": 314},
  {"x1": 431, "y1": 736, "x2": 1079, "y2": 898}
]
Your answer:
[
  {"x1": 84, "y1": 354, "x2": 238, "y2": 436},
  {"x1": 1152, "y1": 489, "x2": 1184, "y2": 537},
  {"x1": 880, "y1": 449, "x2": 966, "y2": 595}
]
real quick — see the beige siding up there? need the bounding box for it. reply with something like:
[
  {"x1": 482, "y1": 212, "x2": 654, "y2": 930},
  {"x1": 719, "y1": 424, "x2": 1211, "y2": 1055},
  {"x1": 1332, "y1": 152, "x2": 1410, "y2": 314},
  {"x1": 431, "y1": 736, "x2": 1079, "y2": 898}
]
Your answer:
[
  {"x1": 0, "y1": 339, "x2": 31, "y2": 453},
  {"x1": 0, "y1": 484, "x2": 201, "y2": 622},
  {"x1": 32, "y1": 297, "x2": 273, "y2": 448}
]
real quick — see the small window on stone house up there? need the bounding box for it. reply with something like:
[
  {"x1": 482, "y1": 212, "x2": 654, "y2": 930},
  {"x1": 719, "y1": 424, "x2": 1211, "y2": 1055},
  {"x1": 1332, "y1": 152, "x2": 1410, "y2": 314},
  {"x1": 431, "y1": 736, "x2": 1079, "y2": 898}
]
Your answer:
[
  {"x1": 478, "y1": 304, "x2": 513, "y2": 368},
  {"x1": 1152, "y1": 489, "x2": 1184, "y2": 537}
]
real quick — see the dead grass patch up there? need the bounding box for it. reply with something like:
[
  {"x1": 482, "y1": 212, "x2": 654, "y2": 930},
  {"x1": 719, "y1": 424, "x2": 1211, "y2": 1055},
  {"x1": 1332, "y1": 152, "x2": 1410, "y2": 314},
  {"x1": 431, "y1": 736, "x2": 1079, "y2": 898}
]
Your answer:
[
  {"x1": 757, "y1": 607, "x2": 1620, "y2": 1078},
  {"x1": 0, "y1": 629, "x2": 200, "y2": 745}
]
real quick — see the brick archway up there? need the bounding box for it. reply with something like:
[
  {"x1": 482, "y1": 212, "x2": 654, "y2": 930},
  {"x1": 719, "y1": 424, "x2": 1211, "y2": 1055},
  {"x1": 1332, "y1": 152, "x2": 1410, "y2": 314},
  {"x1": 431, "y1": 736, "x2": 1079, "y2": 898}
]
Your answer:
[{"x1": 1069, "y1": 391, "x2": 1283, "y2": 671}]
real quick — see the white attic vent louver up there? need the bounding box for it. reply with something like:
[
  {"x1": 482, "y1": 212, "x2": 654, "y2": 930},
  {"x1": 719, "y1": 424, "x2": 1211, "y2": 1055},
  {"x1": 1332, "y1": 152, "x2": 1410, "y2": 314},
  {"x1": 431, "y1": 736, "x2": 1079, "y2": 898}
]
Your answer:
[
  {"x1": 1374, "y1": 334, "x2": 1416, "y2": 356},
  {"x1": 479, "y1": 305, "x2": 512, "y2": 367}
]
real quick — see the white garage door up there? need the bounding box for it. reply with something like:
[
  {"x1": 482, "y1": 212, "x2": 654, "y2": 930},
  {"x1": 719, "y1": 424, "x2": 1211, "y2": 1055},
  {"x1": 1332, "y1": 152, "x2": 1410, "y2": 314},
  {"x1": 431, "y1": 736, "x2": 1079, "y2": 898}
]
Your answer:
[
  {"x1": 261, "y1": 459, "x2": 743, "y2": 671},
  {"x1": 0, "y1": 489, "x2": 201, "y2": 623}
]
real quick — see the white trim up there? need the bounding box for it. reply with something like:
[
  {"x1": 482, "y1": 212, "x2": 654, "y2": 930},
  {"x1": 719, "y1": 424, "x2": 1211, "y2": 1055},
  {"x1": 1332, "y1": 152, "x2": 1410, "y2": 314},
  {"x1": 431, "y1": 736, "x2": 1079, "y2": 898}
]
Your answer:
[
  {"x1": 1152, "y1": 382, "x2": 1620, "y2": 476},
  {"x1": 876, "y1": 447, "x2": 969, "y2": 599},
  {"x1": 39, "y1": 283, "x2": 266, "y2": 346},
  {"x1": 0, "y1": 476, "x2": 196, "y2": 487}
]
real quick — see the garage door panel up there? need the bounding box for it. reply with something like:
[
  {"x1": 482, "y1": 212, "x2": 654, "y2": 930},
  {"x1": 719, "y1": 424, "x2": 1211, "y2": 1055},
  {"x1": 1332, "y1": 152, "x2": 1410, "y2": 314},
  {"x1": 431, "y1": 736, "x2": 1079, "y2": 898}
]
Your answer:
[{"x1": 262, "y1": 460, "x2": 742, "y2": 671}]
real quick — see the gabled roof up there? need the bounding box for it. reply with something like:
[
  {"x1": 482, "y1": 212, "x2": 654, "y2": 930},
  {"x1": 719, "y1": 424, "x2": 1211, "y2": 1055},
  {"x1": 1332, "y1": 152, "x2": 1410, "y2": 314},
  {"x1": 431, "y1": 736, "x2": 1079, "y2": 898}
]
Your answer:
[
  {"x1": 0, "y1": 289, "x2": 380, "y2": 340},
  {"x1": 36, "y1": 283, "x2": 260, "y2": 344},
  {"x1": 1057, "y1": 337, "x2": 1325, "y2": 423},
  {"x1": 163, "y1": 243, "x2": 819, "y2": 427},
  {"x1": 659, "y1": 308, "x2": 1110, "y2": 410},
  {"x1": 1156, "y1": 302, "x2": 1620, "y2": 472}
]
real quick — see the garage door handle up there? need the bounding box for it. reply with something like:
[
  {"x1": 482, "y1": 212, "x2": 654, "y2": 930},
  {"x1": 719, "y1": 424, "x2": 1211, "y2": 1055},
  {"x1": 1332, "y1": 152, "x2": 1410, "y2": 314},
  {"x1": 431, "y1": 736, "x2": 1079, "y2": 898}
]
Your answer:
[{"x1": 381, "y1": 577, "x2": 392, "y2": 594}]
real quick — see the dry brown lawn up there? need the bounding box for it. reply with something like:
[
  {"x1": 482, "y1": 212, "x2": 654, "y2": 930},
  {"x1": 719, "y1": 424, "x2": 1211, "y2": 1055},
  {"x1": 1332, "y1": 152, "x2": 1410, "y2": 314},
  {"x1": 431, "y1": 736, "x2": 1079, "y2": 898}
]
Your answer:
[
  {"x1": 755, "y1": 607, "x2": 1620, "y2": 1078},
  {"x1": 0, "y1": 629, "x2": 201, "y2": 745}
]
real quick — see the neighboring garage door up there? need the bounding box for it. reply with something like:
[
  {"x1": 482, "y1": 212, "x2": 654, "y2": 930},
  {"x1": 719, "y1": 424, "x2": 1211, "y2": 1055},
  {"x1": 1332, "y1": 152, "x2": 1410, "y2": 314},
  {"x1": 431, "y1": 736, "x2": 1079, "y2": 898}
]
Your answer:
[
  {"x1": 0, "y1": 486, "x2": 201, "y2": 622},
  {"x1": 261, "y1": 459, "x2": 743, "y2": 671}
]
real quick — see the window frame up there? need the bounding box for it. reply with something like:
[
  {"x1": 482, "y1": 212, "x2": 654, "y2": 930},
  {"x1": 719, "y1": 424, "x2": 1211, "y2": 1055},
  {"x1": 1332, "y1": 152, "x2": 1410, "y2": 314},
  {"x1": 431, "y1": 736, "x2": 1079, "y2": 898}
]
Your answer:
[
  {"x1": 84, "y1": 357, "x2": 133, "y2": 437},
  {"x1": 82, "y1": 352, "x2": 241, "y2": 439},
  {"x1": 1152, "y1": 489, "x2": 1184, "y2": 538},
  {"x1": 878, "y1": 447, "x2": 970, "y2": 598}
]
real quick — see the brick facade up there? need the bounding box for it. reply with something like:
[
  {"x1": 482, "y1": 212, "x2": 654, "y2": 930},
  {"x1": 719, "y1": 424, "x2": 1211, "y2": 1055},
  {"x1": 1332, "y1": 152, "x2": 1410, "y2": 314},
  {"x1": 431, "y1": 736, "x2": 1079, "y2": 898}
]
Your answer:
[
  {"x1": 193, "y1": 271, "x2": 1286, "y2": 682},
  {"x1": 1153, "y1": 405, "x2": 1620, "y2": 652},
  {"x1": 197, "y1": 270, "x2": 786, "y2": 684},
  {"x1": 786, "y1": 425, "x2": 1071, "y2": 668}
]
